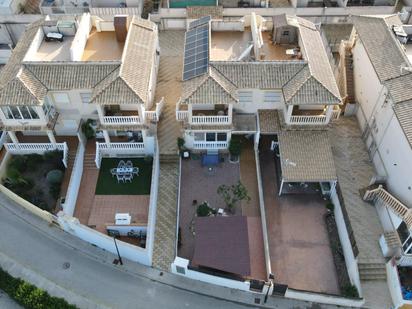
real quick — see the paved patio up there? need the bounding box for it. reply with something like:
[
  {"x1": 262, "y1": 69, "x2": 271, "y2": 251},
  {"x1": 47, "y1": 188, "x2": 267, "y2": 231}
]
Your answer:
[
  {"x1": 259, "y1": 137, "x2": 340, "y2": 295},
  {"x1": 178, "y1": 155, "x2": 240, "y2": 260}
]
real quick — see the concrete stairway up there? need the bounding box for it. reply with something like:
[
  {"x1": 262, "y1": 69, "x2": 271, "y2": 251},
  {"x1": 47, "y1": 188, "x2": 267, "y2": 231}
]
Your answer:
[
  {"x1": 345, "y1": 51, "x2": 355, "y2": 103},
  {"x1": 159, "y1": 153, "x2": 179, "y2": 164},
  {"x1": 358, "y1": 262, "x2": 387, "y2": 281},
  {"x1": 66, "y1": 150, "x2": 77, "y2": 169},
  {"x1": 83, "y1": 154, "x2": 96, "y2": 170}
]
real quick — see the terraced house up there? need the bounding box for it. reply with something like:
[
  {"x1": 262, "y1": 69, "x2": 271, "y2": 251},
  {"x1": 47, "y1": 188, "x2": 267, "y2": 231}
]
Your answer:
[{"x1": 0, "y1": 12, "x2": 163, "y2": 265}]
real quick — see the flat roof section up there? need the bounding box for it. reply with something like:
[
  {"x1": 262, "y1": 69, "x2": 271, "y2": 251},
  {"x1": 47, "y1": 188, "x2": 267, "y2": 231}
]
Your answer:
[
  {"x1": 82, "y1": 28, "x2": 125, "y2": 61},
  {"x1": 33, "y1": 36, "x2": 74, "y2": 62}
]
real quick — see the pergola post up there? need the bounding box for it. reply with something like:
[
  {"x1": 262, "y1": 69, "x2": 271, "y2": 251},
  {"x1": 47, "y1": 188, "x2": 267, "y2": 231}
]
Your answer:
[
  {"x1": 278, "y1": 179, "x2": 284, "y2": 196},
  {"x1": 330, "y1": 180, "x2": 337, "y2": 195}
]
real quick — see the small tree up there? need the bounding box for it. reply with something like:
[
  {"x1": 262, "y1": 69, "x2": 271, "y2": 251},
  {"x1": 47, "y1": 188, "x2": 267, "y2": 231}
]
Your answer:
[
  {"x1": 177, "y1": 137, "x2": 185, "y2": 152},
  {"x1": 228, "y1": 137, "x2": 242, "y2": 162},
  {"x1": 82, "y1": 119, "x2": 95, "y2": 140},
  {"x1": 217, "y1": 181, "x2": 250, "y2": 213}
]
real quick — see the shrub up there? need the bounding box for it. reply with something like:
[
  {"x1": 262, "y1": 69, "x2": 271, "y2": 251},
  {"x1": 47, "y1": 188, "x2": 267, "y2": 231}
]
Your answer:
[
  {"x1": 26, "y1": 154, "x2": 44, "y2": 167},
  {"x1": 177, "y1": 137, "x2": 185, "y2": 151},
  {"x1": 0, "y1": 267, "x2": 77, "y2": 309},
  {"x1": 197, "y1": 202, "x2": 212, "y2": 217},
  {"x1": 217, "y1": 181, "x2": 250, "y2": 212},
  {"x1": 342, "y1": 284, "x2": 359, "y2": 298},
  {"x1": 44, "y1": 150, "x2": 64, "y2": 169},
  {"x1": 46, "y1": 169, "x2": 63, "y2": 184},
  {"x1": 82, "y1": 119, "x2": 95, "y2": 140},
  {"x1": 144, "y1": 155, "x2": 153, "y2": 163},
  {"x1": 49, "y1": 183, "x2": 61, "y2": 200},
  {"x1": 326, "y1": 202, "x2": 334, "y2": 212},
  {"x1": 8, "y1": 155, "x2": 27, "y2": 173}
]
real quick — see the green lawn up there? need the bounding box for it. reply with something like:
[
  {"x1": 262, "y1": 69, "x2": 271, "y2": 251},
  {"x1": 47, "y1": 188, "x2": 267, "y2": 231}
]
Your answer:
[{"x1": 95, "y1": 158, "x2": 153, "y2": 195}]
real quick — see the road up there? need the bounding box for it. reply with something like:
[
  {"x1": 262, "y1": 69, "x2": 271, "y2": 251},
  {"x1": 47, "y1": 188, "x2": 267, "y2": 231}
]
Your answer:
[{"x1": 0, "y1": 192, "x2": 343, "y2": 309}]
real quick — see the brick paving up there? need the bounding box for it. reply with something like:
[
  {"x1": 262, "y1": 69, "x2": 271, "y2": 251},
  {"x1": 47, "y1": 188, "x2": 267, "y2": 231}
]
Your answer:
[
  {"x1": 151, "y1": 31, "x2": 185, "y2": 270},
  {"x1": 152, "y1": 162, "x2": 179, "y2": 271},
  {"x1": 329, "y1": 116, "x2": 392, "y2": 308}
]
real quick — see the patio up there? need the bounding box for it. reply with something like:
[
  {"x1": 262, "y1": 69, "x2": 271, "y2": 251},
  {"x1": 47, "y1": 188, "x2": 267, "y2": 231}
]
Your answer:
[
  {"x1": 74, "y1": 144, "x2": 150, "y2": 243},
  {"x1": 178, "y1": 138, "x2": 266, "y2": 280},
  {"x1": 259, "y1": 136, "x2": 340, "y2": 294}
]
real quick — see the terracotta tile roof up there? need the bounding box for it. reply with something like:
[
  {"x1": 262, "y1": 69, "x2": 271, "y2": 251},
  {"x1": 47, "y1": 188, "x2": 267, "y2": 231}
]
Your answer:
[
  {"x1": 278, "y1": 130, "x2": 337, "y2": 182},
  {"x1": 258, "y1": 109, "x2": 280, "y2": 134},
  {"x1": 187, "y1": 6, "x2": 223, "y2": 19},
  {"x1": 181, "y1": 67, "x2": 238, "y2": 104}
]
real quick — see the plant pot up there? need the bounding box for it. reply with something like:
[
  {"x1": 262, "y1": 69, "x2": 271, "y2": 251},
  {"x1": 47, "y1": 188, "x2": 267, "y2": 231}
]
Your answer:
[{"x1": 229, "y1": 154, "x2": 239, "y2": 163}]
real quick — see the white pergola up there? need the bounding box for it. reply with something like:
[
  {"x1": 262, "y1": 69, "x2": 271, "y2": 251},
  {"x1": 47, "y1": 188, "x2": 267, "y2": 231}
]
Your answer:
[{"x1": 277, "y1": 130, "x2": 337, "y2": 196}]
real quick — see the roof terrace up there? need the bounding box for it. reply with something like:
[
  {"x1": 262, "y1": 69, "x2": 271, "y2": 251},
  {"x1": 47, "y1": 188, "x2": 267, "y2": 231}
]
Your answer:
[
  {"x1": 24, "y1": 15, "x2": 128, "y2": 63},
  {"x1": 210, "y1": 30, "x2": 298, "y2": 61}
]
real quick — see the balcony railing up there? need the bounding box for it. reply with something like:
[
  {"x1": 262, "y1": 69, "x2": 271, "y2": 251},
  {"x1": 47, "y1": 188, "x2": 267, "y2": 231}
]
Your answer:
[
  {"x1": 191, "y1": 116, "x2": 230, "y2": 124},
  {"x1": 95, "y1": 142, "x2": 146, "y2": 168},
  {"x1": 193, "y1": 141, "x2": 228, "y2": 149},
  {"x1": 289, "y1": 115, "x2": 328, "y2": 125},
  {"x1": 102, "y1": 116, "x2": 142, "y2": 125},
  {"x1": 5, "y1": 142, "x2": 68, "y2": 167}
]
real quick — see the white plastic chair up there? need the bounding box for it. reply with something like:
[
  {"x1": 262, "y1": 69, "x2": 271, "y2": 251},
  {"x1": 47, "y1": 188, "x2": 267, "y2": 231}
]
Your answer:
[
  {"x1": 132, "y1": 167, "x2": 139, "y2": 176},
  {"x1": 116, "y1": 174, "x2": 125, "y2": 183},
  {"x1": 118, "y1": 160, "x2": 126, "y2": 168},
  {"x1": 126, "y1": 160, "x2": 133, "y2": 168},
  {"x1": 124, "y1": 174, "x2": 133, "y2": 183}
]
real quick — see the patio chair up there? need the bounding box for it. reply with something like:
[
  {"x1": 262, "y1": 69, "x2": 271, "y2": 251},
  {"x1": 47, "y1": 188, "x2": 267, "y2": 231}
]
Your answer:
[
  {"x1": 110, "y1": 168, "x2": 117, "y2": 177},
  {"x1": 124, "y1": 174, "x2": 133, "y2": 183},
  {"x1": 116, "y1": 174, "x2": 125, "y2": 183},
  {"x1": 126, "y1": 160, "x2": 133, "y2": 168},
  {"x1": 132, "y1": 167, "x2": 139, "y2": 176}
]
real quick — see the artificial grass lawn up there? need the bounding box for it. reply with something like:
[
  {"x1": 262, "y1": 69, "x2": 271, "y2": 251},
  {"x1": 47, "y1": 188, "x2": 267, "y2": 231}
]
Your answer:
[{"x1": 95, "y1": 158, "x2": 152, "y2": 195}]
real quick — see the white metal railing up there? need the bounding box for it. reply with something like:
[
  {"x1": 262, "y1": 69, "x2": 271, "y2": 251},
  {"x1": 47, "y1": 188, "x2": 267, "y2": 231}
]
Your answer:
[
  {"x1": 175, "y1": 98, "x2": 188, "y2": 121},
  {"x1": 5, "y1": 142, "x2": 68, "y2": 167},
  {"x1": 146, "y1": 97, "x2": 165, "y2": 122},
  {"x1": 191, "y1": 116, "x2": 230, "y2": 124},
  {"x1": 95, "y1": 142, "x2": 146, "y2": 168},
  {"x1": 331, "y1": 106, "x2": 341, "y2": 121},
  {"x1": 102, "y1": 116, "x2": 142, "y2": 125},
  {"x1": 193, "y1": 141, "x2": 228, "y2": 149},
  {"x1": 289, "y1": 115, "x2": 328, "y2": 125},
  {"x1": 364, "y1": 185, "x2": 412, "y2": 228},
  {"x1": 61, "y1": 142, "x2": 84, "y2": 216}
]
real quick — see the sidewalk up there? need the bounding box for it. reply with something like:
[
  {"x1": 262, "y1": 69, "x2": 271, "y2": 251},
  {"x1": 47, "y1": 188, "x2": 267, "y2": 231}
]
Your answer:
[{"x1": 0, "y1": 290, "x2": 22, "y2": 309}]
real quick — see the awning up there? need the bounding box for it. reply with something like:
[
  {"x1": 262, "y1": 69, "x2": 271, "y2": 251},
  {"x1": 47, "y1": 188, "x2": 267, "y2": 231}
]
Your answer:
[{"x1": 278, "y1": 130, "x2": 337, "y2": 182}]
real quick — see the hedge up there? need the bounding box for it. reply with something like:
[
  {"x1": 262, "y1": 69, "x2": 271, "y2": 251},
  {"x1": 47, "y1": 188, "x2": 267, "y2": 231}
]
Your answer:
[{"x1": 0, "y1": 267, "x2": 78, "y2": 309}]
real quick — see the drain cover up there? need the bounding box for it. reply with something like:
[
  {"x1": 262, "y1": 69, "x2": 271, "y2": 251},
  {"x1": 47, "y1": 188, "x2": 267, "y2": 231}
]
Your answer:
[{"x1": 62, "y1": 262, "x2": 70, "y2": 269}]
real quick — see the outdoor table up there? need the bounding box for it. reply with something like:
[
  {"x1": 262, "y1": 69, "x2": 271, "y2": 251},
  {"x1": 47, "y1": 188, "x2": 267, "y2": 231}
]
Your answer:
[{"x1": 116, "y1": 167, "x2": 133, "y2": 174}]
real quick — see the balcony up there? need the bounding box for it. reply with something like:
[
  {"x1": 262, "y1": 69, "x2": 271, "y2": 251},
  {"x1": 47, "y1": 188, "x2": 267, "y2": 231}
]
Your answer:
[
  {"x1": 176, "y1": 100, "x2": 232, "y2": 125},
  {"x1": 193, "y1": 141, "x2": 228, "y2": 150},
  {"x1": 287, "y1": 106, "x2": 341, "y2": 125}
]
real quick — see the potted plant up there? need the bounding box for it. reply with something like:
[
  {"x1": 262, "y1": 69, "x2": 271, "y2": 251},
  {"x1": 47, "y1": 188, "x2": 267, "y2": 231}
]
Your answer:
[
  {"x1": 177, "y1": 137, "x2": 190, "y2": 159},
  {"x1": 228, "y1": 137, "x2": 241, "y2": 163},
  {"x1": 196, "y1": 201, "x2": 212, "y2": 217},
  {"x1": 217, "y1": 181, "x2": 250, "y2": 214},
  {"x1": 82, "y1": 119, "x2": 95, "y2": 140}
]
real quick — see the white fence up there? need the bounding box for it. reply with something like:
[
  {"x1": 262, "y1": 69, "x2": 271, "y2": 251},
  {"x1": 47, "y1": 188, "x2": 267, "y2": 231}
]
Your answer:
[
  {"x1": 103, "y1": 116, "x2": 142, "y2": 125},
  {"x1": 61, "y1": 142, "x2": 84, "y2": 216},
  {"x1": 193, "y1": 141, "x2": 228, "y2": 150},
  {"x1": 57, "y1": 213, "x2": 151, "y2": 265},
  {"x1": 146, "y1": 140, "x2": 160, "y2": 265},
  {"x1": 191, "y1": 116, "x2": 230, "y2": 124},
  {"x1": 5, "y1": 142, "x2": 68, "y2": 168},
  {"x1": 386, "y1": 260, "x2": 412, "y2": 309},
  {"x1": 176, "y1": 110, "x2": 188, "y2": 121},
  {"x1": 145, "y1": 97, "x2": 165, "y2": 122},
  {"x1": 330, "y1": 187, "x2": 362, "y2": 294},
  {"x1": 285, "y1": 288, "x2": 364, "y2": 307},
  {"x1": 95, "y1": 142, "x2": 146, "y2": 168},
  {"x1": 289, "y1": 115, "x2": 328, "y2": 125}
]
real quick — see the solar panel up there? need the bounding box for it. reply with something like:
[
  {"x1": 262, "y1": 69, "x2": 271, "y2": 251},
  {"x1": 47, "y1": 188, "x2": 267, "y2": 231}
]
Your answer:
[
  {"x1": 188, "y1": 15, "x2": 211, "y2": 30},
  {"x1": 183, "y1": 22, "x2": 210, "y2": 81}
]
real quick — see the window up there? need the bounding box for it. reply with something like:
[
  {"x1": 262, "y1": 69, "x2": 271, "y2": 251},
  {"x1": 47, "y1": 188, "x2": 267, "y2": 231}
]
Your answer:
[
  {"x1": 80, "y1": 93, "x2": 92, "y2": 104},
  {"x1": 263, "y1": 91, "x2": 281, "y2": 104},
  {"x1": 52, "y1": 92, "x2": 70, "y2": 104},
  {"x1": 176, "y1": 266, "x2": 186, "y2": 275},
  {"x1": 282, "y1": 30, "x2": 290, "y2": 36},
  {"x1": 42, "y1": 97, "x2": 54, "y2": 117},
  {"x1": 206, "y1": 132, "x2": 216, "y2": 142},
  {"x1": 1, "y1": 106, "x2": 40, "y2": 120},
  {"x1": 194, "y1": 132, "x2": 205, "y2": 141},
  {"x1": 217, "y1": 133, "x2": 227, "y2": 142},
  {"x1": 238, "y1": 91, "x2": 253, "y2": 105}
]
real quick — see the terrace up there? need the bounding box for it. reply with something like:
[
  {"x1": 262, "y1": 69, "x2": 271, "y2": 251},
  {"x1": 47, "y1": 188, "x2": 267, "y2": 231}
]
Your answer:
[
  {"x1": 73, "y1": 141, "x2": 152, "y2": 246},
  {"x1": 210, "y1": 30, "x2": 295, "y2": 61},
  {"x1": 178, "y1": 137, "x2": 266, "y2": 280},
  {"x1": 81, "y1": 27, "x2": 125, "y2": 61},
  {"x1": 258, "y1": 135, "x2": 340, "y2": 294}
]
